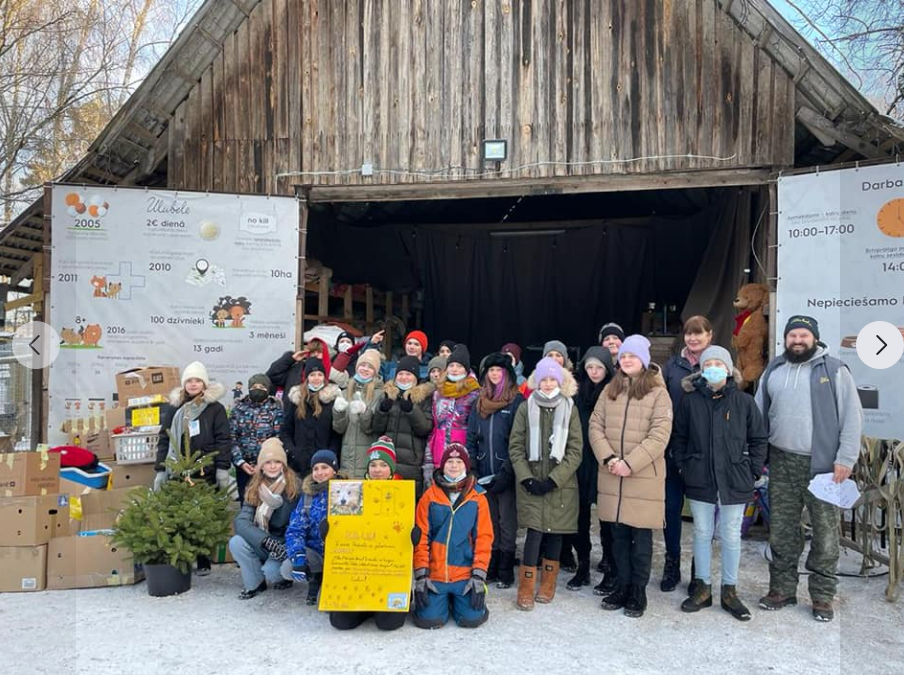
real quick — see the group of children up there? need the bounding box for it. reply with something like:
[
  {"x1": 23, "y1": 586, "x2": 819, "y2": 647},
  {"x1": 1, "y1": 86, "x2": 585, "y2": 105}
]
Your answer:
[{"x1": 160, "y1": 319, "x2": 774, "y2": 628}]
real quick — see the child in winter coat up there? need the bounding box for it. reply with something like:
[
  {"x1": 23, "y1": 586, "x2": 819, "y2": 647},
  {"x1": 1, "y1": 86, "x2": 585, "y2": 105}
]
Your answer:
[
  {"x1": 501, "y1": 343, "x2": 527, "y2": 386},
  {"x1": 279, "y1": 358, "x2": 341, "y2": 475},
  {"x1": 672, "y1": 346, "x2": 768, "y2": 621},
  {"x1": 284, "y1": 449, "x2": 342, "y2": 605},
  {"x1": 332, "y1": 349, "x2": 383, "y2": 478},
  {"x1": 413, "y1": 444, "x2": 493, "y2": 629},
  {"x1": 427, "y1": 355, "x2": 447, "y2": 386},
  {"x1": 155, "y1": 361, "x2": 231, "y2": 574},
  {"x1": 229, "y1": 438, "x2": 302, "y2": 599},
  {"x1": 466, "y1": 352, "x2": 523, "y2": 589},
  {"x1": 589, "y1": 335, "x2": 673, "y2": 618},
  {"x1": 328, "y1": 437, "x2": 411, "y2": 631},
  {"x1": 428, "y1": 345, "x2": 480, "y2": 484},
  {"x1": 371, "y1": 356, "x2": 435, "y2": 493},
  {"x1": 230, "y1": 373, "x2": 283, "y2": 502},
  {"x1": 508, "y1": 357, "x2": 583, "y2": 611}
]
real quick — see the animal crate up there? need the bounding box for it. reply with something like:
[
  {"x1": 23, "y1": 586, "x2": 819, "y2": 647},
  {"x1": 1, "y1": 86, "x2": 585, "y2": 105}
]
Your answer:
[{"x1": 111, "y1": 427, "x2": 160, "y2": 465}]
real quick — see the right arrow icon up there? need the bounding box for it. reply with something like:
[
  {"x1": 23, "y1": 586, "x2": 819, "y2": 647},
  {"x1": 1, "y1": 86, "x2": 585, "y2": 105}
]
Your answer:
[{"x1": 876, "y1": 335, "x2": 887, "y2": 355}]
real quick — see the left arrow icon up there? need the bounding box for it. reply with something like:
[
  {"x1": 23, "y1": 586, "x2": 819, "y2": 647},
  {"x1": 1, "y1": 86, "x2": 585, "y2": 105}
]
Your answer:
[{"x1": 29, "y1": 335, "x2": 41, "y2": 355}]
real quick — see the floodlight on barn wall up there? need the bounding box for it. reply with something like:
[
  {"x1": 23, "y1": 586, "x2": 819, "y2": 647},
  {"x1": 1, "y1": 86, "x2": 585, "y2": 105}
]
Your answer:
[{"x1": 483, "y1": 140, "x2": 508, "y2": 162}]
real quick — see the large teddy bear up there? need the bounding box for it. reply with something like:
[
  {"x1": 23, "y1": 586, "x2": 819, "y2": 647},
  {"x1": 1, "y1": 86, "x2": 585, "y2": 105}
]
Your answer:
[{"x1": 732, "y1": 283, "x2": 769, "y2": 388}]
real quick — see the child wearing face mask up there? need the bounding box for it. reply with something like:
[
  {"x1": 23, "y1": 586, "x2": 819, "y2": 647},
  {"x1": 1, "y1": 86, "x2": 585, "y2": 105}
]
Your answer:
[
  {"x1": 283, "y1": 450, "x2": 344, "y2": 605},
  {"x1": 428, "y1": 345, "x2": 480, "y2": 483},
  {"x1": 230, "y1": 438, "x2": 302, "y2": 599},
  {"x1": 508, "y1": 357, "x2": 583, "y2": 611},
  {"x1": 279, "y1": 358, "x2": 342, "y2": 475},
  {"x1": 671, "y1": 346, "x2": 768, "y2": 621},
  {"x1": 413, "y1": 443, "x2": 493, "y2": 628},
  {"x1": 333, "y1": 349, "x2": 384, "y2": 478},
  {"x1": 230, "y1": 373, "x2": 284, "y2": 502}
]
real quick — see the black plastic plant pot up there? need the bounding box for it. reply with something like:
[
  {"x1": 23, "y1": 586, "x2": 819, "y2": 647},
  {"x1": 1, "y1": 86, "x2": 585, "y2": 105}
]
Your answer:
[{"x1": 144, "y1": 563, "x2": 192, "y2": 597}]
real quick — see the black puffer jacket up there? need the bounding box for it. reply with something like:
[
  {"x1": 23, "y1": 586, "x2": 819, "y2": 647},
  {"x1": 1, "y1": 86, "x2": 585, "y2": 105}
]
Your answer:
[
  {"x1": 574, "y1": 348, "x2": 615, "y2": 505},
  {"x1": 671, "y1": 373, "x2": 768, "y2": 506},
  {"x1": 155, "y1": 383, "x2": 231, "y2": 479},
  {"x1": 367, "y1": 381, "x2": 434, "y2": 485},
  {"x1": 279, "y1": 384, "x2": 341, "y2": 475}
]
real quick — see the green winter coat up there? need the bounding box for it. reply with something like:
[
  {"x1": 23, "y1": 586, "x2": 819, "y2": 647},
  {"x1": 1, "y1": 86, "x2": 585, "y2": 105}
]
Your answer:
[
  {"x1": 509, "y1": 381, "x2": 583, "y2": 535},
  {"x1": 332, "y1": 377, "x2": 383, "y2": 479}
]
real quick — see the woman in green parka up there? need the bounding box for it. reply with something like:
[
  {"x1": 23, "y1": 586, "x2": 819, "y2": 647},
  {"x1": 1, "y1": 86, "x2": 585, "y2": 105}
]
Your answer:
[
  {"x1": 508, "y1": 356, "x2": 582, "y2": 611},
  {"x1": 332, "y1": 349, "x2": 383, "y2": 478}
]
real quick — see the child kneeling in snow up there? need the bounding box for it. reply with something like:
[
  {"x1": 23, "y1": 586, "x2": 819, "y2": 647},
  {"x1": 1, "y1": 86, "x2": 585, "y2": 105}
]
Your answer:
[
  {"x1": 328, "y1": 436, "x2": 415, "y2": 631},
  {"x1": 229, "y1": 438, "x2": 302, "y2": 599},
  {"x1": 413, "y1": 443, "x2": 494, "y2": 628},
  {"x1": 283, "y1": 449, "x2": 343, "y2": 605}
]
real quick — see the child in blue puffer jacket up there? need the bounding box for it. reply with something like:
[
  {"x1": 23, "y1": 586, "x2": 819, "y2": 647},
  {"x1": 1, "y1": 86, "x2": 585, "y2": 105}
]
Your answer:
[{"x1": 283, "y1": 449, "x2": 343, "y2": 605}]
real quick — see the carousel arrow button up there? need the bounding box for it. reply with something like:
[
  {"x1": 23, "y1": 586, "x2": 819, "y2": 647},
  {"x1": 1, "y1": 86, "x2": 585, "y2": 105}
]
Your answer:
[
  {"x1": 12, "y1": 321, "x2": 61, "y2": 370},
  {"x1": 856, "y1": 322, "x2": 903, "y2": 370}
]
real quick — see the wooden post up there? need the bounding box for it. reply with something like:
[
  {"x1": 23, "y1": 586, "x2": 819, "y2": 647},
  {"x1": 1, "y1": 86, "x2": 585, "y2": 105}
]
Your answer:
[
  {"x1": 365, "y1": 285, "x2": 374, "y2": 333},
  {"x1": 295, "y1": 189, "x2": 310, "y2": 351},
  {"x1": 401, "y1": 293, "x2": 409, "y2": 326},
  {"x1": 35, "y1": 185, "x2": 51, "y2": 445},
  {"x1": 318, "y1": 267, "x2": 332, "y2": 320},
  {"x1": 384, "y1": 291, "x2": 394, "y2": 359},
  {"x1": 343, "y1": 285, "x2": 353, "y2": 320}
]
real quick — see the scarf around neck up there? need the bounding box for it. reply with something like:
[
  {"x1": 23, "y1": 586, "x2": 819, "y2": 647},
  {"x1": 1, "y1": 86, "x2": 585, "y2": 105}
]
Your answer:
[
  {"x1": 440, "y1": 376, "x2": 480, "y2": 399},
  {"x1": 476, "y1": 386, "x2": 516, "y2": 418},
  {"x1": 167, "y1": 396, "x2": 210, "y2": 469},
  {"x1": 254, "y1": 473, "x2": 287, "y2": 530},
  {"x1": 528, "y1": 392, "x2": 572, "y2": 464}
]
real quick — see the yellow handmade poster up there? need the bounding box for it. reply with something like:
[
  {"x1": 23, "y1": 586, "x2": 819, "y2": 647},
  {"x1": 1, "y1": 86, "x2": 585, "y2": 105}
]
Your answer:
[{"x1": 319, "y1": 479, "x2": 415, "y2": 612}]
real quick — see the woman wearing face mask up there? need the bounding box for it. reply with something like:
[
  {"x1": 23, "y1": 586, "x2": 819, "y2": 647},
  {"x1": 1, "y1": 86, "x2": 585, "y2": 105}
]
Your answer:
[
  {"x1": 589, "y1": 335, "x2": 672, "y2": 618},
  {"x1": 661, "y1": 315, "x2": 714, "y2": 593},
  {"x1": 279, "y1": 358, "x2": 341, "y2": 475},
  {"x1": 565, "y1": 347, "x2": 615, "y2": 592},
  {"x1": 508, "y1": 357, "x2": 582, "y2": 611},
  {"x1": 332, "y1": 350, "x2": 383, "y2": 478},
  {"x1": 332, "y1": 331, "x2": 367, "y2": 377},
  {"x1": 371, "y1": 356, "x2": 435, "y2": 493},
  {"x1": 229, "y1": 438, "x2": 302, "y2": 599},
  {"x1": 428, "y1": 345, "x2": 481, "y2": 485},
  {"x1": 672, "y1": 346, "x2": 767, "y2": 621},
  {"x1": 466, "y1": 352, "x2": 524, "y2": 589},
  {"x1": 229, "y1": 373, "x2": 283, "y2": 502}
]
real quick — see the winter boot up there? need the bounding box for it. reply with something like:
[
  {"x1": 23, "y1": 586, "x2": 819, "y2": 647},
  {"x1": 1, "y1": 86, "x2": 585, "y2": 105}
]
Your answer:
[
  {"x1": 600, "y1": 585, "x2": 629, "y2": 611},
  {"x1": 758, "y1": 590, "x2": 798, "y2": 611},
  {"x1": 811, "y1": 600, "x2": 834, "y2": 623},
  {"x1": 496, "y1": 551, "x2": 516, "y2": 589},
  {"x1": 238, "y1": 580, "x2": 267, "y2": 600},
  {"x1": 593, "y1": 558, "x2": 619, "y2": 596},
  {"x1": 535, "y1": 559, "x2": 560, "y2": 603},
  {"x1": 559, "y1": 548, "x2": 577, "y2": 573},
  {"x1": 596, "y1": 558, "x2": 608, "y2": 574},
  {"x1": 624, "y1": 584, "x2": 648, "y2": 618},
  {"x1": 306, "y1": 573, "x2": 322, "y2": 606},
  {"x1": 566, "y1": 557, "x2": 591, "y2": 591},
  {"x1": 680, "y1": 582, "x2": 713, "y2": 613},
  {"x1": 486, "y1": 550, "x2": 500, "y2": 583},
  {"x1": 660, "y1": 554, "x2": 681, "y2": 592},
  {"x1": 687, "y1": 557, "x2": 699, "y2": 597},
  {"x1": 720, "y1": 585, "x2": 751, "y2": 621},
  {"x1": 516, "y1": 566, "x2": 537, "y2": 611}
]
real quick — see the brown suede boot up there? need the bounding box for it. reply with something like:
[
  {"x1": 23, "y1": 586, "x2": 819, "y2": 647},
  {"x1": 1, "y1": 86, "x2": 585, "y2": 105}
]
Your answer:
[
  {"x1": 516, "y1": 565, "x2": 537, "y2": 611},
  {"x1": 535, "y1": 559, "x2": 560, "y2": 604}
]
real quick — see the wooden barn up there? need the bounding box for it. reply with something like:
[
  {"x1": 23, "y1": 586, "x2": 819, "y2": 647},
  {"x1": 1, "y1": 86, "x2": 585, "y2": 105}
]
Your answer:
[{"x1": 3, "y1": 0, "x2": 902, "y2": 366}]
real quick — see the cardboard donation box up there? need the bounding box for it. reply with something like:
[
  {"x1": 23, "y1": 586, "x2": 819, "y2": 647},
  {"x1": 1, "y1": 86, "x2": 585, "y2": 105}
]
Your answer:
[
  {"x1": 115, "y1": 367, "x2": 179, "y2": 406},
  {"x1": 0, "y1": 494, "x2": 71, "y2": 546},
  {"x1": 109, "y1": 462, "x2": 157, "y2": 489},
  {"x1": 0, "y1": 545, "x2": 47, "y2": 592},
  {"x1": 319, "y1": 480, "x2": 415, "y2": 612},
  {"x1": 104, "y1": 406, "x2": 127, "y2": 431},
  {"x1": 47, "y1": 488, "x2": 144, "y2": 589},
  {"x1": 0, "y1": 451, "x2": 61, "y2": 497}
]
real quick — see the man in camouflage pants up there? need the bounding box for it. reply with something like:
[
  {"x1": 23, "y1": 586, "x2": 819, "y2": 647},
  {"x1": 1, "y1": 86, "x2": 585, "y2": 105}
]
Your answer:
[{"x1": 754, "y1": 316, "x2": 862, "y2": 622}]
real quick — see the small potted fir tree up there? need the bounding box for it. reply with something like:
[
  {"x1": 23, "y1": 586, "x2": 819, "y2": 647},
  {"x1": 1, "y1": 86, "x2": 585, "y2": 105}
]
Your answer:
[{"x1": 113, "y1": 432, "x2": 232, "y2": 597}]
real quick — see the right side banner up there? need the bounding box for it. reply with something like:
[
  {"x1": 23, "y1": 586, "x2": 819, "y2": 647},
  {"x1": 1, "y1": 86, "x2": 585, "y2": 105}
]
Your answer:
[{"x1": 777, "y1": 162, "x2": 904, "y2": 441}]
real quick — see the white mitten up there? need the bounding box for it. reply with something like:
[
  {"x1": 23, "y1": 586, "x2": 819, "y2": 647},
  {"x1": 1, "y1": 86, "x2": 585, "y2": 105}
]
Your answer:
[{"x1": 333, "y1": 395, "x2": 349, "y2": 413}]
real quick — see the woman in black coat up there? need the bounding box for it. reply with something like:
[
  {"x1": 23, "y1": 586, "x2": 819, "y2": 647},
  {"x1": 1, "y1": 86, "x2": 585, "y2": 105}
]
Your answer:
[
  {"x1": 564, "y1": 347, "x2": 615, "y2": 592},
  {"x1": 279, "y1": 358, "x2": 341, "y2": 475},
  {"x1": 671, "y1": 346, "x2": 767, "y2": 620}
]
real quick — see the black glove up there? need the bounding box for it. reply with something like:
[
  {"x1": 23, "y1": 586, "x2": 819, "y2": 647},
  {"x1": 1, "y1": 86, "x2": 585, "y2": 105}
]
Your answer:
[
  {"x1": 261, "y1": 536, "x2": 287, "y2": 561},
  {"x1": 522, "y1": 478, "x2": 544, "y2": 496},
  {"x1": 463, "y1": 570, "x2": 487, "y2": 611},
  {"x1": 414, "y1": 568, "x2": 437, "y2": 610},
  {"x1": 379, "y1": 396, "x2": 394, "y2": 413},
  {"x1": 410, "y1": 525, "x2": 422, "y2": 547},
  {"x1": 318, "y1": 518, "x2": 330, "y2": 541},
  {"x1": 398, "y1": 397, "x2": 414, "y2": 413},
  {"x1": 536, "y1": 477, "x2": 557, "y2": 495}
]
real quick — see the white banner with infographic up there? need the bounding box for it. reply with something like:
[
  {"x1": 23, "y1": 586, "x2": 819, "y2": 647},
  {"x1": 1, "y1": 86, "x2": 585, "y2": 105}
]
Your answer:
[
  {"x1": 777, "y1": 162, "x2": 904, "y2": 441},
  {"x1": 48, "y1": 185, "x2": 298, "y2": 442}
]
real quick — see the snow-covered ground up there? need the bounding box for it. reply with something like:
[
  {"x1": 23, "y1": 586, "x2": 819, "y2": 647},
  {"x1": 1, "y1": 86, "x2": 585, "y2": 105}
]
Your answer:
[{"x1": 4, "y1": 530, "x2": 902, "y2": 675}]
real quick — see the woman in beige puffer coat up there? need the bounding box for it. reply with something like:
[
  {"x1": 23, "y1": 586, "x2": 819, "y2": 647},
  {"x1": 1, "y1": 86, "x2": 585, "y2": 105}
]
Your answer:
[{"x1": 589, "y1": 335, "x2": 672, "y2": 619}]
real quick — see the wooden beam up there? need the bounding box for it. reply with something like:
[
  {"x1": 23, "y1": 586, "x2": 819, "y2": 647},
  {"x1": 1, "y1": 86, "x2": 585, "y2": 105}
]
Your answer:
[
  {"x1": 796, "y1": 106, "x2": 885, "y2": 159},
  {"x1": 343, "y1": 286, "x2": 353, "y2": 319},
  {"x1": 10, "y1": 255, "x2": 35, "y2": 285},
  {"x1": 303, "y1": 168, "x2": 774, "y2": 204},
  {"x1": 0, "y1": 245, "x2": 33, "y2": 258}
]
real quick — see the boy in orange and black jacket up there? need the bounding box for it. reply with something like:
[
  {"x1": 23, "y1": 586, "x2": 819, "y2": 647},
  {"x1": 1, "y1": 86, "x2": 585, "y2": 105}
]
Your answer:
[{"x1": 413, "y1": 443, "x2": 494, "y2": 628}]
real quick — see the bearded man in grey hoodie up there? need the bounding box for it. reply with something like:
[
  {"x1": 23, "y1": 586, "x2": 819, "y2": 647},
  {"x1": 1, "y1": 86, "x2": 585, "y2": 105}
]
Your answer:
[{"x1": 754, "y1": 315, "x2": 861, "y2": 623}]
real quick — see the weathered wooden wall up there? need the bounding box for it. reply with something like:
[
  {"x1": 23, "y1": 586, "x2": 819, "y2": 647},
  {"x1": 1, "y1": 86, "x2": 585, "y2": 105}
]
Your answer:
[{"x1": 169, "y1": 0, "x2": 795, "y2": 193}]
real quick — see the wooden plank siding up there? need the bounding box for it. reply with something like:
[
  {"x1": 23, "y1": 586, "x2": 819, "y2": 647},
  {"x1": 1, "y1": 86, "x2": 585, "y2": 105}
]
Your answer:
[{"x1": 168, "y1": 0, "x2": 795, "y2": 193}]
